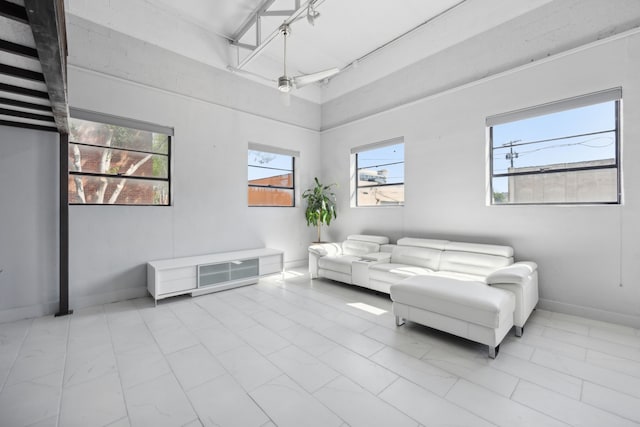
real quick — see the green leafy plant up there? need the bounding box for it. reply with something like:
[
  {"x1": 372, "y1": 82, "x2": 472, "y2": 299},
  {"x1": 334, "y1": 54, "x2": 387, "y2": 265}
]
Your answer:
[{"x1": 302, "y1": 177, "x2": 337, "y2": 243}]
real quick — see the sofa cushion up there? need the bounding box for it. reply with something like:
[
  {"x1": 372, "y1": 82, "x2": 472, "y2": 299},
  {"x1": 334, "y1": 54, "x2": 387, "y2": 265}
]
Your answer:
[
  {"x1": 369, "y1": 263, "x2": 434, "y2": 283},
  {"x1": 397, "y1": 238, "x2": 449, "y2": 250},
  {"x1": 446, "y1": 241, "x2": 514, "y2": 257},
  {"x1": 430, "y1": 270, "x2": 487, "y2": 283},
  {"x1": 318, "y1": 255, "x2": 361, "y2": 274},
  {"x1": 391, "y1": 276, "x2": 515, "y2": 329},
  {"x1": 347, "y1": 234, "x2": 389, "y2": 244},
  {"x1": 439, "y1": 251, "x2": 512, "y2": 277},
  {"x1": 342, "y1": 240, "x2": 381, "y2": 256},
  {"x1": 391, "y1": 246, "x2": 442, "y2": 269}
]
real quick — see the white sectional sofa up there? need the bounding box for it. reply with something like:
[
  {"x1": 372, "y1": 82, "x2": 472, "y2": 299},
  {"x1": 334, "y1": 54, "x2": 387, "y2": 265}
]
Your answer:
[{"x1": 309, "y1": 236, "x2": 539, "y2": 357}]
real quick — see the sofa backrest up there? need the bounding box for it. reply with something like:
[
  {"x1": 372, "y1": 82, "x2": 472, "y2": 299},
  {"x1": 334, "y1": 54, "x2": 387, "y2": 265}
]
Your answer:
[
  {"x1": 439, "y1": 242, "x2": 513, "y2": 276},
  {"x1": 390, "y1": 238, "x2": 450, "y2": 269},
  {"x1": 342, "y1": 235, "x2": 389, "y2": 256},
  {"x1": 391, "y1": 246, "x2": 442, "y2": 269}
]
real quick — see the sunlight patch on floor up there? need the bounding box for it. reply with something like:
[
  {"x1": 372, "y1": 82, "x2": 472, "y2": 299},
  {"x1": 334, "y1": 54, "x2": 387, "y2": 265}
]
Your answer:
[{"x1": 347, "y1": 302, "x2": 387, "y2": 316}]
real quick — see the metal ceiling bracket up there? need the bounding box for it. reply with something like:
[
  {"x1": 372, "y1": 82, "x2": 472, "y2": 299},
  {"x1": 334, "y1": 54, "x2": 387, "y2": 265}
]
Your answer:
[{"x1": 231, "y1": 0, "x2": 320, "y2": 71}]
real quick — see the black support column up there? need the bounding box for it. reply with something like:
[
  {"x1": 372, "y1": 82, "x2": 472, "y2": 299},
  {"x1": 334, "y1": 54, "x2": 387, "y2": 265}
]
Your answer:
[{"x1": 56, "y1": 132, "x2": 72, "y2": 317}]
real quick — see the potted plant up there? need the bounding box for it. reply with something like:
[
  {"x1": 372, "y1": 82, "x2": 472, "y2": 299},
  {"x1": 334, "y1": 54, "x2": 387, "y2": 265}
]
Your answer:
[{"x1": 302, "y1": 177, "x2": 337, "y2": 243}]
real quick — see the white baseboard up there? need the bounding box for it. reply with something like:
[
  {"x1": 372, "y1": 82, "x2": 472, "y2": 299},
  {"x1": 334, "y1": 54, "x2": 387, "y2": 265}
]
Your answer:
[
  {"x1": 285, "y1": 259, "x2": 307, "y2": 269},
  {"x1": 538, "y1": 298, "x2": 640, "y2": 329},
  {"x1": 0, "y1": 302, "x2": 59, "y2": 324},
  {"x1": 71, "y1": 287, "x2": 149, "y2": 310}
]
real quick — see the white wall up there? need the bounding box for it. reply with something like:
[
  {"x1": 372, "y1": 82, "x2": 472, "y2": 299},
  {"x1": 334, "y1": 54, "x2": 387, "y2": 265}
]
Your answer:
[
  {"x1": 0, "y1": 16, "x2": 323, "y2": 320},
  {"x1": 0, "y1": 126, "x2": 59, "y2": 322},
  {"x1": 67, "y1": 67, "x2": 321, "y2": 309},
  {"x1": 320, "y1": 30, "x2": 640, "y2": 327}
]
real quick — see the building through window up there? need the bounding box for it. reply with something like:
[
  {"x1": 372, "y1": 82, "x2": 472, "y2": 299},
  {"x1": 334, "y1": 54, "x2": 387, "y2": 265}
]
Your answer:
[
  {"x1": 248, "y1": 143, "x2": 297, "y2": 207},
  {"x1": 488, "y1": 89, "x2": 621, "y2": 205},
  {"x1": 68, "y1": 110, "x2": 172, "y2": 206},
  {"x1": 352, "y1": 138, "x2": 405, "y2": 206}
]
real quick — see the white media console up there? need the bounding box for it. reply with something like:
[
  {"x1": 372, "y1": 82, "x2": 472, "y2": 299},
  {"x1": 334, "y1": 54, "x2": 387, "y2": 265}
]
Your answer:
[{"x1": 147, "y1": 248, "x2": 284, "y2": 304}]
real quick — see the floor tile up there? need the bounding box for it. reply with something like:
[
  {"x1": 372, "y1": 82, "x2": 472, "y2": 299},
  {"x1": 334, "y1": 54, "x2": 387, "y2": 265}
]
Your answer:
[
  {"x1": 529, "y1": 314, "x2": 590, "y2": 335},
  {"x1": 109, "y1": 322, "x2": 157, "y2": 355},
  {"x1": 498, "y1": 335, "x2": 536, "y2": 360},
  {"x1": 446, "y1": 379, "x2": 567, "y2": 426},
  {"x1": 124, "y1": 373, "x2": 196, "y2": 427},
  {"x1": 532, "y1": 348, "x2": 640, "y2": 399},
  {"x1": 0, "y1": 371, "x2": 62, "y2": 427},
  {"x1": 267, "y1": 345, "x2": 339, "y2": 393},
  {"x1": 518, "y1": 330, "x2": 588, "y2": 360},
  {"x1": 542, "y1": 326, "x2": 640, "y2": 363},
  {"x1": 319, "y1": 324, "x2": 385, "y2": 357},
  {"x1": 424, "y1": 346, "x2": 519, "y2": 397},
  {"x1": 193, "y1": 325, "x2": 245, "y2": 356},
  {"x1": 59, "y1": 372, "x2": 126, "y2": 427},
  {"x1": 582, "y1": 381, "x2": 640, "y2": 423},
  {"x1": 379, "y1": 377, "x2": 494, "y2": 426},
  {"x1": 236, "y1": 324, "x2": 291, "y2": 355},
  {"x1": 588, "y1": 326, "x2": 640, "y2": 348},
  {"x1": 216, "y1": 344, "x2": 282, "y2": 392},
  {"x1": 187, "y1": 374, "x2": 269, "y2": 427},
  {"x1": 512, "y1": 380, "x2": 638, "y2": 427},
  {"x1": 6, "y1": 348, "x2": 67, "y2": 386},
  {"x1": 489, "y1": 352, "x2": 582, "y2": 399},
  {"x1": 321, "y1": 345, "x2": 398, "y2": 395},
  {"x1": 370, "y1": 346, "x2": 457, "y2": 396},
  {"x1": 314, "y1": 376, "x2": 419, "y2": 427},
  {"x1": 250, "y1": 374, "x2": 343, "y2": 427},
  {"x1": 586, "y1": 349, "x2": 640, "y2": 378},
  {"x1": 166, "y1": 344, "x2": 226, "y2": 390},
  {"x1": 169, "y1": 301, "x2": 221, "y2": 331},
  {"x1": 277, "y1": 324, "x2": 338, "y2": 357},
  {"x1": 116, "y1": 343, "x2": 171, "y2": 390},
  {"x1": 364, "y1": 324, "x2": 433, "y2": 358},
  {"x1": 64, "y1": 342, "x2": 117, "y2": 387},
  {"x1": 148, "y1": 323, "x2": 200, "y2": 355},
  {"x1": 250, "y1": 309, "x2": 297, "y2": 332}
]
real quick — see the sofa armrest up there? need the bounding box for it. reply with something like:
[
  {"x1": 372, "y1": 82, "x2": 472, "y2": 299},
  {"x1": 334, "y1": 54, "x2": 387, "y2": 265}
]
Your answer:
[
  {"x1": 487, "y1": 262, "x2": 538, "y2": 329},
  {"x1": 486, "y1": 262, "x2": 537, "y2": 285},
  {"x1": 308, "y1": 242, "x2": 342, "y2": 257},
  {"x1": 361, "y1": 252, "x2": 392, "y2": 262}
]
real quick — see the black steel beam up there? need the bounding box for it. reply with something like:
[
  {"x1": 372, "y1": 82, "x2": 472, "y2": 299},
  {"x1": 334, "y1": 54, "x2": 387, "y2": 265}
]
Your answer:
[
  {"x1": 0, "y1": 118, "x2": 57, "y2": 132},
  {"x1": 56, "y1": 133, "x2": 72, "y2": 317},
  {"x1": 0, "y1": 0, "x2": 28, "y2": 24},
  {"x1": 0, "y1": 82, "x2": 49, "y2": 99},
  {"x1": 0, "y1": 96, "x2": 51, "y2": 111},
  {"x1": 0, "y1": 106, "x2": 54, "y2": 122},
  {"x1": 24, "y1": 0, "x2": 68, "y2": 133},
  {"x1": 0, "y1": 63, "x2": 45, "y2": 82},
  {"x1": 0, "y1": 39, "x2": 39, "y2": 59}
]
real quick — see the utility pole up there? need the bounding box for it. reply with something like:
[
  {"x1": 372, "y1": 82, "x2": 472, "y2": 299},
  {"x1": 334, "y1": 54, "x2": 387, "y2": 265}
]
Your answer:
[{"x1": 503, "y1": 140, "x2": 521, "y2": 168}]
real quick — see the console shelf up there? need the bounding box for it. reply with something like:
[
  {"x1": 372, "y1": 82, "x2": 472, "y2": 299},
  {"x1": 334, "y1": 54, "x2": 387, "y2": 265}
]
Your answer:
[{"x1": 147, "y1": 248, "x2": 283, "y2": 304}]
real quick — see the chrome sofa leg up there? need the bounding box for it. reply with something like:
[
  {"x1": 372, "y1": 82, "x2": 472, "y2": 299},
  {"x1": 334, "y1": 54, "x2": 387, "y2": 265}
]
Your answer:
[
  {"x1": 515, "y1": 326, "x2": 523, "y2": 337},
  {"x1": 395, "y1": 315, "x2": 405, "y2": 327},
  {"x1": 488, "y1": 345, "x2": 499, "y2": 359}
]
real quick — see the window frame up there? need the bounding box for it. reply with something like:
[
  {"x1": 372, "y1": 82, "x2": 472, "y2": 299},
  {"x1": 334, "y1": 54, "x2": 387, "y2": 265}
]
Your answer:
[
  {"x1": 487, "y1": 89, "x2": 621, "y2": 206},
  {"x1": 68, "y1": 109, "x2": 173, "y2": 206},
  {"x1": 351, "y1": 137, "x2": 405, "y2": 207},
  {"x1": 247, "y1": 143, "x2": 297, "y2": 208}
]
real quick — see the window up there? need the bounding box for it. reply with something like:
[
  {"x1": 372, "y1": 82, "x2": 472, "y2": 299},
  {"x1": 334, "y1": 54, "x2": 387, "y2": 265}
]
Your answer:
[
  {"x1": 68, "y1": 110, "x2": 172, "y2": 206},
  {"x1": 352, "y1": 138, "x2": 404, "y2": 206},
  {"x1": 248, "y1": 143, "x2": 297, "y2": 207},
  {"x1": 488, "y1": 89, "x2": 621, "y2": 205}
]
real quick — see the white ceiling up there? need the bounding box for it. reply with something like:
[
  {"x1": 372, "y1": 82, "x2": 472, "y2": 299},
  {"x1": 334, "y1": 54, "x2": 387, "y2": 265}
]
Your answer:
[{"x1": 67, "y1": 0, "x2": 626, "y2": 104}]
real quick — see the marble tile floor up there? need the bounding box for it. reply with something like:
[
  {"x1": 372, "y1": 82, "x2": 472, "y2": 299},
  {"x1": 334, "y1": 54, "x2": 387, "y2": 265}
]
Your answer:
[{"x1": 1, "y1": 268, "x2": 640, "y2": 426}]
